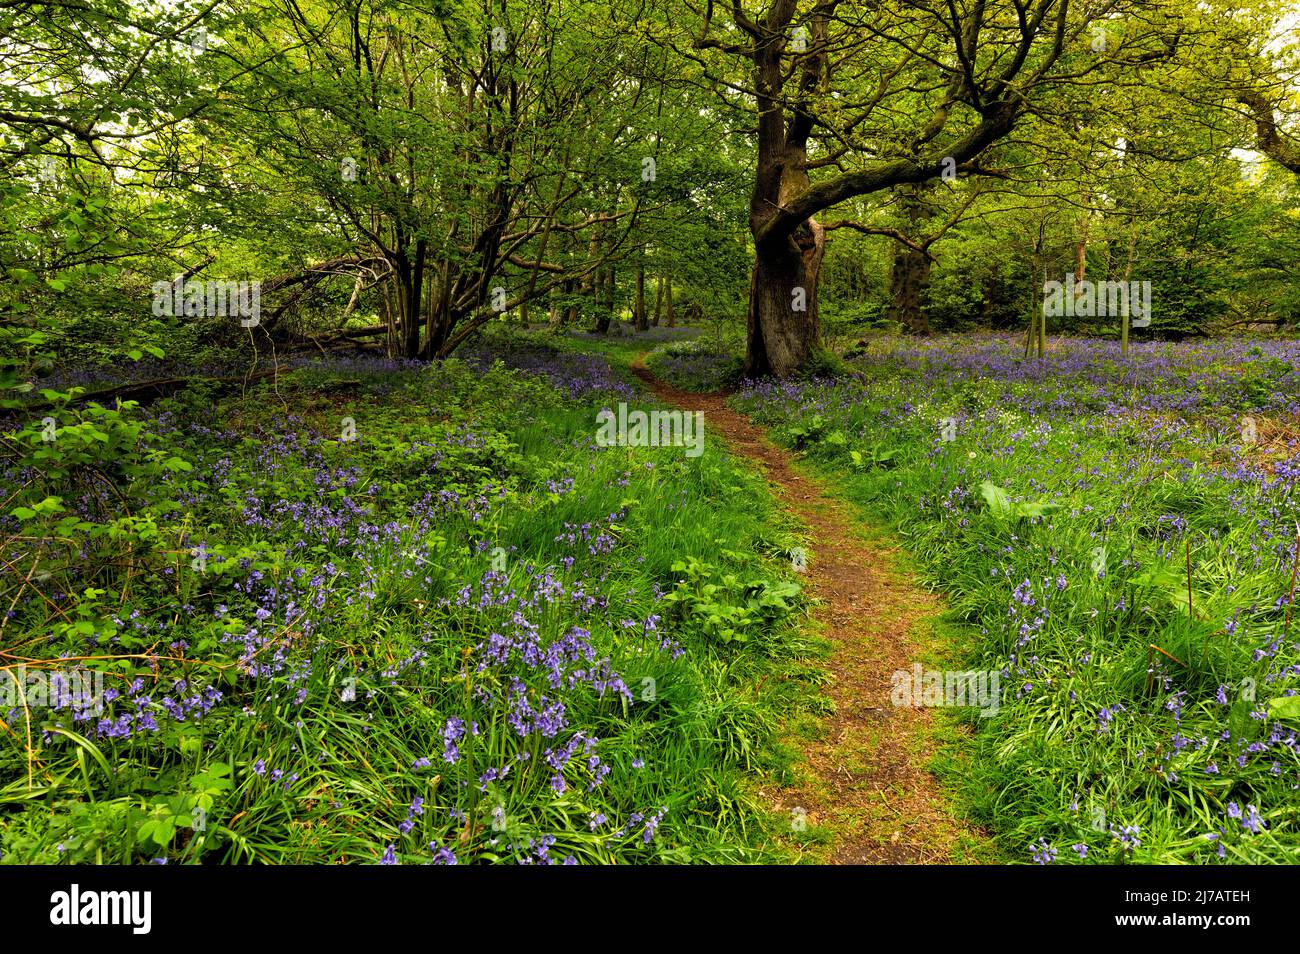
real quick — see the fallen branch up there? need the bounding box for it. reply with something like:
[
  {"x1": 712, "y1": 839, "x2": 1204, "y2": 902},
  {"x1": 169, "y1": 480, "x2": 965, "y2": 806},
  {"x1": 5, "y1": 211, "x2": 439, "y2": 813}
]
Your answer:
[{"x1": 21, "y1": 366, "x2": 288, "y2": 411}]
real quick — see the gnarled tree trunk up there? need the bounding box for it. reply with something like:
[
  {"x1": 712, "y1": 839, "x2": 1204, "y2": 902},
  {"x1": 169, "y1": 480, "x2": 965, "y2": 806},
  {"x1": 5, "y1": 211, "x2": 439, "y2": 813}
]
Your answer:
[
  {"x1": 746, "y1": 221, "x2": 824, "y2": 376},
  {"x1": 743, "y1": 10, "x2": 827, "y2": 378}
]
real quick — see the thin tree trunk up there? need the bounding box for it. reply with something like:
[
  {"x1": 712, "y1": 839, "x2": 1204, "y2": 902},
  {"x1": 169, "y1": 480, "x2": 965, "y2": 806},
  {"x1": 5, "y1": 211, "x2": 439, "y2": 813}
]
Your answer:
[
  {"x1": 634, "y1": 256, "x2": 647, "y2": 331},
  {"x1": 1038, "y1": 263, "x2": 1047, "y2": 359},
  {"x1": 1120, "y1": 227, "x2": 1138, "y2": 354},
  {"x1": 664, "y1": 268, "x2": 674, "y2": 327},
  {"x1": 594, "y1": 265, "x2": 614, "y2": 333},
  {"x1": 563, "y1": 278, "x2": 578, "y2": 326},
  {"x1": 581, "y1": 229, "x2": 600, "y2": 325}
]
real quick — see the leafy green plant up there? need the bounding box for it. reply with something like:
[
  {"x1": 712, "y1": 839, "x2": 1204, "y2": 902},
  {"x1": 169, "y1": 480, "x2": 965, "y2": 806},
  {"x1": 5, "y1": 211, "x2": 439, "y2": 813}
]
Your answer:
[
  {"x1": 663, "y1": 557, "x2": 802, "y2": 647},
  {"x1": 780, "y1": 414, "x2": 828, "y2": 449},
  {"x1": 977, "y1": 481, "x2": 1061, "y2": 521},
  {"x1": 850, "y1": 442, "x2": 900, "y2": 470}
]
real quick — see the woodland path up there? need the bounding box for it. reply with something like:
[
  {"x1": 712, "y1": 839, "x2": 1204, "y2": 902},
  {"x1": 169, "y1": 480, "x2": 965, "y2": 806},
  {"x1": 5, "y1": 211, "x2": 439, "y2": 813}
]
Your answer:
[{"x1": 631, "y1": 353, "x2": 990, "y2": 864}]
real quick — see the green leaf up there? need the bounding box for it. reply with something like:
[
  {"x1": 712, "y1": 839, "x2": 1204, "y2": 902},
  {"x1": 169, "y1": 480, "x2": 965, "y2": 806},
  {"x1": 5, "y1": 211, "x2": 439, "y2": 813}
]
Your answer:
[
  {"x1": 978, "y1": 481, "x2": 1013, "y2": 517},
  {"x1": 136, "y1": 820, "x2": 159, "y2": 845},
  {"x1": 1017, "y1": 501, "x2": 1062, "y2": 518},
  {"x1": 152, "y1": 818, "x2": 177, "y2": 847},
  {"x1": 978, "y1": 482, "x2": 1060, "y2": 521},
  {"x1": 1268, "y1": 696, "x2": 1300, "y2": 721}
]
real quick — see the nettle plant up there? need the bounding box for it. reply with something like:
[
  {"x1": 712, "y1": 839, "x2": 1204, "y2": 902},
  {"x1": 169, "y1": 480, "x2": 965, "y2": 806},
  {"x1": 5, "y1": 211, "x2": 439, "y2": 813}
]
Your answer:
[
  {"x1": 8, "y1": 393, "x2": 193, "y2": 589},
  {"x1": 661, "y1": 557, "x2": 802, "y2": 648},
  {"x1": 3, "y1": 390, "x2": 210, "y2": 719}
]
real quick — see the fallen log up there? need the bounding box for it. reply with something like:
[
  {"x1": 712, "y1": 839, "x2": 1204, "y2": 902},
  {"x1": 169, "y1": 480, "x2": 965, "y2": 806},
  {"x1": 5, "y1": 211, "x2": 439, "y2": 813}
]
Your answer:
[{"x1": 20, "y1": 366, "x2": 289, "y2": 412}]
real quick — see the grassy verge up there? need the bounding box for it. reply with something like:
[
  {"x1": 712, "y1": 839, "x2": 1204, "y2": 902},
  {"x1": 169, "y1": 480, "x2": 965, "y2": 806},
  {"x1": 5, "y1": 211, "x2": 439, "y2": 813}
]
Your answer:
[{"x1": 731, "y1": 334, "x2": 1300, "y2": 864}]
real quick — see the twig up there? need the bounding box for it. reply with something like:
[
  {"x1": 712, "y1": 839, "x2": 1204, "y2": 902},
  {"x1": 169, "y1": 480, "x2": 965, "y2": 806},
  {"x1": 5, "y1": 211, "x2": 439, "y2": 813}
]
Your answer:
[
  {"x1": 1147, "y1": 643, "x2": 1187, "y2": 692},
  {"x1": 1285, "y1": 525, "x2": 1300, "y2": 635}
]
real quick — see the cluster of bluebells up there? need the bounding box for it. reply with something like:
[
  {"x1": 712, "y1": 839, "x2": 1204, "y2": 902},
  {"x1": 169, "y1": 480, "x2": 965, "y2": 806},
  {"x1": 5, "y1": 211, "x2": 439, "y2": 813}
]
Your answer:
[
  {"x1": 458, "y1": 340, "x2": 636, "y2": 401},
  {"x1": 398, "y1": 797, "x2": 424, "y2": 835},
  {"x1": 3, "y1": 338, "x2": 713, "y2": 865},
  {"x1": 83, "y1": 678, "x2": 222, "y2": 741}
]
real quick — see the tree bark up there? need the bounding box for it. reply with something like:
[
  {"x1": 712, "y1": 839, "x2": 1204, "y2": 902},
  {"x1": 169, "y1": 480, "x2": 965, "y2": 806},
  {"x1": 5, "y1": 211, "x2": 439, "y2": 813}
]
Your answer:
[
  {"x1": 746, "y1": 220, "x2": 825, "y2": 376},
  {"x1": 888, "y1": 243, "x2": 931, "y2": 334},
  {"x1": 581, "y1": 228, "x2": 600, "y2": 324},
  {"x1": 1238, "y1": 91, "x2": 1300, "y2": 175},
  {"x1": 593, "y1": 265, "x2": 614, "y2": 333},
  {"x1": 592, "y1": 267, "x2": 611, "y2": 333},
  {"x1": 394, "y1": 239, "x2": 426, "y2": 358},
  {"x1": 742, "y1": 7, "x2": 829, "y2": 377},
  {"x1": 664, "y1": 268, "x2": 674, "y2": 327},
  {"x1": 634, "y1": 257, "x2": 647, "y2": 331},
  {"x1": 887, "y1": 186, "x2": 933, "y2": 334},
  {"x1": 563, "y1": 276, "x2": 578, "y2": 326}
]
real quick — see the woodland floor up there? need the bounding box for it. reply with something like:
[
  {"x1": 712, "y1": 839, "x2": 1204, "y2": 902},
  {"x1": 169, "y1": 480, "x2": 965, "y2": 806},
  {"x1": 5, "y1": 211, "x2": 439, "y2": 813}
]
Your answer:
[{"x1": 631, "y1": 352, "x2": 993, "y2": 864}]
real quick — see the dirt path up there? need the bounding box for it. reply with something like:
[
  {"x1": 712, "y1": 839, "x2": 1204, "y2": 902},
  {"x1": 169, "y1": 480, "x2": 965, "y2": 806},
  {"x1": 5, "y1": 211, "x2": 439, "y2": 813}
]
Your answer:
[{"x1": 631, "y1": 354, "x2": 988, "y2": 864}]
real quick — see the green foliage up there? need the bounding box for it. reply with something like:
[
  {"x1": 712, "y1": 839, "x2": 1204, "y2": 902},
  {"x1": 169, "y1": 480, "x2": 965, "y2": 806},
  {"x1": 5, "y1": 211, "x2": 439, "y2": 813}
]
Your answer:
[
  {"x1": 0, "y1": 350, "x2": 821, "y2": 864},
  {"x1": 662, "y1": 557, "x2": 803, "y2": 648},
  {"x1": 849, "y1": 442, "x2": 900, "y2": 470},
  {"x1": 977, "y1": 481, "x2": 1062, "y2": 521}
]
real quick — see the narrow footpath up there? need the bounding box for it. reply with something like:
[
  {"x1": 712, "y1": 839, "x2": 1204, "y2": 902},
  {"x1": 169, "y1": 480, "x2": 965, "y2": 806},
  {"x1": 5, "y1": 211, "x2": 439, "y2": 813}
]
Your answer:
[{"x1": 632, "y1": 353, "x2": 990, "y2": 863}]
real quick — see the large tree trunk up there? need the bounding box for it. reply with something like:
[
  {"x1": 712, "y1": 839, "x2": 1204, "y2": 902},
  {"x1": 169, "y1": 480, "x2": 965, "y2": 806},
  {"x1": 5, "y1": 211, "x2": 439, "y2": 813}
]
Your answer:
[
  {"x1": 743, "y1": 10, "x2": 828, "y2": 378},
  {"x1": 695, "y1": 0, "x2": 1042, "y2": 374},
  {"x1": 746, "y1": 220, "x2": 825, "y2": 377}
]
